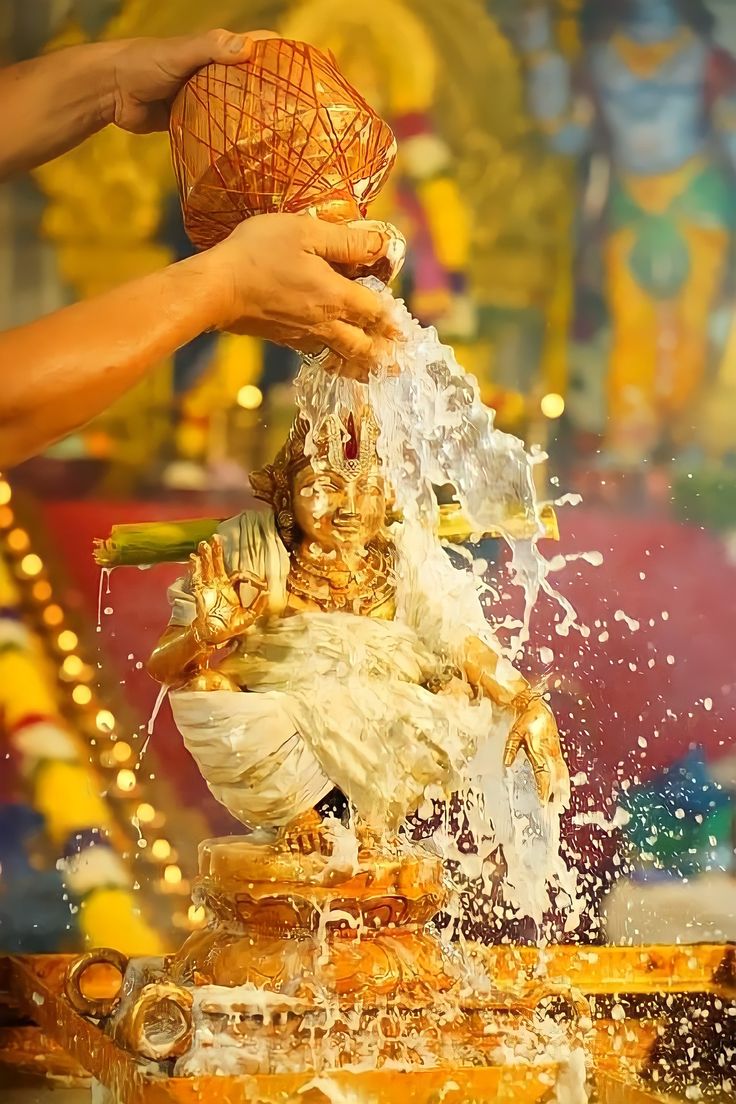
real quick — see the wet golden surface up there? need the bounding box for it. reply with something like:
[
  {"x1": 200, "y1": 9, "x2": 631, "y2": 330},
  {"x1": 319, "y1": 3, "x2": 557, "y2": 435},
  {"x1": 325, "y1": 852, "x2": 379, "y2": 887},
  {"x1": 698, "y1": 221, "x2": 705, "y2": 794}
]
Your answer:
[{"x1": 2, "y1": 947, "x2": 735, "y2": 1103}]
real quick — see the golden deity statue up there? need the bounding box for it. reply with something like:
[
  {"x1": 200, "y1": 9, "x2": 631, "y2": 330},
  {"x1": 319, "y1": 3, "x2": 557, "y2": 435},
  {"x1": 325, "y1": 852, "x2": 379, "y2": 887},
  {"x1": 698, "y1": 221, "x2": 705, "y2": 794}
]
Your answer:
[
  {"x1": 3, "y1": 31, "x2": 732, "y2": 1104},
  {"x1": 68, "y1": 406, "x2": 572, "y2": 1080},
  {"x1": 147, "y1": 407, "x2": 567, "y2": 839}
]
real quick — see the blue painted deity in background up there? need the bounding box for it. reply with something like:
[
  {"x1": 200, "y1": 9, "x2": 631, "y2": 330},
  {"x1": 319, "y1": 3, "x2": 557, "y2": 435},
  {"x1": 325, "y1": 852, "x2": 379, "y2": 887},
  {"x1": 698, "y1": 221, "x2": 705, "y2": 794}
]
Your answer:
[{"x1": 519, "y1": 0, "x2": 736, "y2": 462}]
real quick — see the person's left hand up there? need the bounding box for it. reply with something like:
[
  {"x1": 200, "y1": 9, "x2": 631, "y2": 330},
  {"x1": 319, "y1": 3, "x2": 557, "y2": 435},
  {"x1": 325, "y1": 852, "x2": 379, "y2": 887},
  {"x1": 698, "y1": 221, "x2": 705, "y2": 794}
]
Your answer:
[
  {"x1": 109, "y1": 29, "x2": 278, "y2": 133},
  {"x1": 503, "y1": 696, "x2": 570, "y2": 806}
]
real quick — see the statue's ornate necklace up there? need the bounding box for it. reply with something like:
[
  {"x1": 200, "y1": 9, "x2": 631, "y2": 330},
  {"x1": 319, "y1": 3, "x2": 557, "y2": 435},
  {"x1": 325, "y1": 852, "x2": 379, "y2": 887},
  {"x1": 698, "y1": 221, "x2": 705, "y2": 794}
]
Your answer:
[{"x1": 287, "y1": 542, "x2": 395, "y2": 615}]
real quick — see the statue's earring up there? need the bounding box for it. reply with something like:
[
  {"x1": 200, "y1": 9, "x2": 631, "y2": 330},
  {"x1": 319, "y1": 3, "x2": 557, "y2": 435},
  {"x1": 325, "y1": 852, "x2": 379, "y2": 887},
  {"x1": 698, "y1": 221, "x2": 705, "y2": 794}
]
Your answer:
[{"x1": 276, "y1": 507, "x2": 295, "y2": 547}]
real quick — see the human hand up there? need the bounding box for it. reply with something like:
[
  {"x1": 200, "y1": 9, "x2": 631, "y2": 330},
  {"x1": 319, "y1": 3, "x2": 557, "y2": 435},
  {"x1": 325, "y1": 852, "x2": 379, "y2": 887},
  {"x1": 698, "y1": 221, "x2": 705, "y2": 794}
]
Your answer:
[
  {"x1": 190, "y1": 537, "x2": 267, "y2": 646},
  {"x1": 201, "y1": 213, "x2": 404, "y2": 379},
  {"x1": 107, "y1": 29, "x2": 278, "y2": 133},
  {"x1": 503, "y1": 694, "x2": 570, "y2": 806}
]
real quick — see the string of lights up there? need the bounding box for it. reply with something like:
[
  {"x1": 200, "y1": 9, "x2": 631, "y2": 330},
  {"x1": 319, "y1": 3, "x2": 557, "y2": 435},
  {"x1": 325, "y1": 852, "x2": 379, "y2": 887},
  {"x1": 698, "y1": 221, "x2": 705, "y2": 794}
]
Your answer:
[{"x1": 0, "y1": 477, "x2": 205, "y2": 949}]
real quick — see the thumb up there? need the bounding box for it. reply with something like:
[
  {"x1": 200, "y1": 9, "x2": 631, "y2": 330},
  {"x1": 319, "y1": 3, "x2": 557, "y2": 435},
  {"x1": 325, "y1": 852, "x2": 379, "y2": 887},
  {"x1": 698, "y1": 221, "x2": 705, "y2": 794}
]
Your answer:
[
  {"x1": 168, "y1": 29, "x2": 279, "y2": 75},
  {"x1": 308, "y1": 219, "x2": 389, "y2": 268}
]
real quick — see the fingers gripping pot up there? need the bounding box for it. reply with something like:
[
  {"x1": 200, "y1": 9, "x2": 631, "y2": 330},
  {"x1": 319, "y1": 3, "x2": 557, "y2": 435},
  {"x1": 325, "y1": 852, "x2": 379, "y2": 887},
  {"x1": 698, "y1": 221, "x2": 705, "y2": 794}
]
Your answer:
[{"x1": 169, "y1": 37, "x2": 406, "y2": 284}]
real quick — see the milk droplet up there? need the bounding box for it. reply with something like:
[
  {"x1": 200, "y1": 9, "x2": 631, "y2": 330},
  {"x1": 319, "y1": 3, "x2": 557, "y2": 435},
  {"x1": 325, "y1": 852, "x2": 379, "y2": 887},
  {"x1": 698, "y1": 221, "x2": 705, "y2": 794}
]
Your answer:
[{"x1": 614, "y1": 609, "x2": 640, "y2": 632}]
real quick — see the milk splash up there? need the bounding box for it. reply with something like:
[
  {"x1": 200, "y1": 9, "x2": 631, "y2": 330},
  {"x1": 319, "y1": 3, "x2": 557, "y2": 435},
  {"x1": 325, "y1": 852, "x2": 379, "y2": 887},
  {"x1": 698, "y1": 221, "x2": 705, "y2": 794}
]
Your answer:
[
  {"x1": 296, "y1": 278, "x2": 581, "y2": 655},
  {"x1": 294, "y1": 282, "x2": 582, "y2": 931}
]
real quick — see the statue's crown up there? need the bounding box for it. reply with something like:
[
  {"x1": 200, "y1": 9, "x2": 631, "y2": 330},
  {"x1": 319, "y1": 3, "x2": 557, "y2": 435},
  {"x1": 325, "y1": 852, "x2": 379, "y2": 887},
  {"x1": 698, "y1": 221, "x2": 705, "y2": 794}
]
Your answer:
[
  {"x1": 250, "y1": 409, "x2": 380, "y2": 511},
  {"x1": 325, "y1": 411, "x2": 380, "y2": 478}
]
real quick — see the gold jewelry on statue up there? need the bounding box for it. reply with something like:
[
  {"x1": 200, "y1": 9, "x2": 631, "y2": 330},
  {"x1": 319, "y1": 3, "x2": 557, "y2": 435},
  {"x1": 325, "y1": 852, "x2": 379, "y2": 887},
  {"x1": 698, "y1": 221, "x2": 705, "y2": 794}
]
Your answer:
[
  {"x1": 287, "y1": 540, "x2": 395, "y2": 616},
  {"x1": 511, "y1": 686, "x2": 543, "y2": 716},
  {"x1": 325, "y1": 412, "x2": 380, "y2": 480},
  {"x1": 610, "y1": 27, "x2": 693, "y2": 78}
]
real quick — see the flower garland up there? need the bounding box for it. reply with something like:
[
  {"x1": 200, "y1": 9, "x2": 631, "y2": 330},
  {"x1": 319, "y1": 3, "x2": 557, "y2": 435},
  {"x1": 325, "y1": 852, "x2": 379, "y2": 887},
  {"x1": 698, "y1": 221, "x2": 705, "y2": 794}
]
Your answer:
[{"x1": 0, "y1": 477, "x2": 167, "y2": 954}]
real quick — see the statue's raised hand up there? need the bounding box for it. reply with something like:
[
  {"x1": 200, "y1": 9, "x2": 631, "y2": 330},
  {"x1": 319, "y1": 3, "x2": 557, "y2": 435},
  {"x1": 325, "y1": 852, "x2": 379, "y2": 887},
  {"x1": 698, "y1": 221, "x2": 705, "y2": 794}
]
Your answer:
[
  {"x1": 190, "y1": 538, "x2": 267, "y2": 646},
  {"x1": 503, "y1": 693, "x2": 570, "y2": 807}
]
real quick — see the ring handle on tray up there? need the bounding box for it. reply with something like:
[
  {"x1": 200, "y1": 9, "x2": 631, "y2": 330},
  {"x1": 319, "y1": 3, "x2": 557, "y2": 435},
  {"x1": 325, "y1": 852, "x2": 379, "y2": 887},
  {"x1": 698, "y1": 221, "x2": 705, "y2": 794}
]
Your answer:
[
  {"x1": 64, "y1": 948, "x2": 129, "y2": 1018},
  {"x1": 126, "y1": 981, "x2": 194, "y2": 1060}
]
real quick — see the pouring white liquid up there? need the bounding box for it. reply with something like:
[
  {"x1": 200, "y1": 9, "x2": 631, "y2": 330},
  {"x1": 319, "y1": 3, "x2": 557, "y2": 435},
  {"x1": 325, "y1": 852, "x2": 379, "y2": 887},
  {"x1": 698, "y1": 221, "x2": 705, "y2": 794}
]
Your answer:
[{"x1": 294, "y1": 282, "x2": 583, "y2": 931}]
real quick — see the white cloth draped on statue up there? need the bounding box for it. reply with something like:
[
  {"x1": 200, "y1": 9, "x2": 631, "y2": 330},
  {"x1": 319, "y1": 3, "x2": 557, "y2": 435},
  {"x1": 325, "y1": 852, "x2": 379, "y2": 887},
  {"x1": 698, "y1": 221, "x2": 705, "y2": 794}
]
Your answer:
[{"x1": 166, "y1": 510, "x2": 509, "y2": 830}]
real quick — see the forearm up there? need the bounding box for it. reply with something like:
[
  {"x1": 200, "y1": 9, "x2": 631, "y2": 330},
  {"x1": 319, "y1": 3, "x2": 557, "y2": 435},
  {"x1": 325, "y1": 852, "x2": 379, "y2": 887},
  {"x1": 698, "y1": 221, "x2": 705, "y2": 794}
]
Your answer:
[
  {"x1": 0, "y1": 253, "x2": 228, "y2": 468},
  {"x1": 462, "y1": 636, "x2": 527, "y2": 707},
  {"x1": 0, "y1": 42, "x2": 123, "y2": 178},
  {"x1": 147, "y1": 625, "x2": 212, "y2": 686}
]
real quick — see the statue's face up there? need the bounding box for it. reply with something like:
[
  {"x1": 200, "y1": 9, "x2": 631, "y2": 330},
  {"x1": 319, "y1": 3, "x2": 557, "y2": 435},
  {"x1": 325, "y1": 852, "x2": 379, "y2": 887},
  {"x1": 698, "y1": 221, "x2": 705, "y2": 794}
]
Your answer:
[{"x1": 292, "y1": 461, "x2": 386, "y2": 554}]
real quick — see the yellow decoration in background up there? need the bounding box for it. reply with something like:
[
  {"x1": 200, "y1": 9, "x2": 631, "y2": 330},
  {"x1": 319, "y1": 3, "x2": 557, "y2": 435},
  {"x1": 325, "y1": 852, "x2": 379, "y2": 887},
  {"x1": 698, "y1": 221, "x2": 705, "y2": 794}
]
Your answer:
[
  {"x1": 180, "y1": 334, "x2": 262, "y2": 423},
  {"x1": 416, "y1": 176, "x2": 471, "y2": 272},
  {"x1": 34, "y1": 761, "x2": 114, "y2": 847},
  {"x1": 558, "y1": 0, "x2": 584, "y2": 59},
  {"x1": 81, "y1": 887, "x2": 165, "y2": 955},
  {"x1": 0, "y1": 494, "x2": 169, "y2": 952},
  {"x1": 0, "y1": 554, "x2": 20, "y2": 605},
  {"x1": 282, "y1": 0, "x2": 437, "y2": 115},
  {"x1": 0, "y1": 648, "x2": 58, "y2": 727}
]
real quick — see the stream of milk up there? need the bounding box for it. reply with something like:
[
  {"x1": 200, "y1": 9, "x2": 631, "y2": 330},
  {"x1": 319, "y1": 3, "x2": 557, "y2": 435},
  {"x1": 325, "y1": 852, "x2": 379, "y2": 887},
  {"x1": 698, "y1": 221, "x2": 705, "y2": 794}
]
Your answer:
[
  {"x1": 294, "y1": 282, "x2": 583, "y2": 932},
  {"x1": 295, "y1": 278, "x2": 584, "y2": 655}
]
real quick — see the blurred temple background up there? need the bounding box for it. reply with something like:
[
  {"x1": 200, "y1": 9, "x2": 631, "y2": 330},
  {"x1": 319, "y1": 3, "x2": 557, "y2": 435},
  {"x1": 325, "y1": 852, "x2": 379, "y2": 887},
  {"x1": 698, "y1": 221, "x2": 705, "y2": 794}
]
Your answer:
[{"x1": 1, "y1": 0, "x2": 736, "y2": 954}]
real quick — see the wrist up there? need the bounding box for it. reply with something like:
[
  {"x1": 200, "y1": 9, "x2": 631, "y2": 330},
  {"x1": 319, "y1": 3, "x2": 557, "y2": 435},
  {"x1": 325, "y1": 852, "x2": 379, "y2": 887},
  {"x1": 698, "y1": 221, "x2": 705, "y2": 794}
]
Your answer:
[
  {"x1": 167, "y1": 251, "x2": 233, "y2": 333},
  {"x1": 178, "y1": 245, "x2": 248, "y2": 333},
  {"x1": 512, "y1": 686, "x2": 542, "y2": 715},
  {"x1": 75, "y1": 41, "x2": 124, "y2": 130}
]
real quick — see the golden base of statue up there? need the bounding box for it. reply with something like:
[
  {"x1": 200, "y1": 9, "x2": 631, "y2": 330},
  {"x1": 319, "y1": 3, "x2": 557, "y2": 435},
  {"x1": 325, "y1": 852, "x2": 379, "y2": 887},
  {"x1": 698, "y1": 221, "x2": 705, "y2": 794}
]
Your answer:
[
  {"x1": 63, "y1": 817, "x2": 536, "y2": 1065},
  {"x1": 170, "y1": 820, "x2": 454, "y2": 1004},
  {"x1": 5, "y1": 922, "x2": 735, "y2": 1101}
]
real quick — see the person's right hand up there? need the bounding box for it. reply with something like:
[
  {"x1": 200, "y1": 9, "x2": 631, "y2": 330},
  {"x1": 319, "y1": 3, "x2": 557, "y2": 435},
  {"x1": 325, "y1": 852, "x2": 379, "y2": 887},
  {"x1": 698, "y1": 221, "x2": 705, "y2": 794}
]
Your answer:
[{"x1": 199, "y1": 213, "x2": 404, "y2": 378}]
